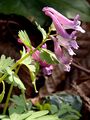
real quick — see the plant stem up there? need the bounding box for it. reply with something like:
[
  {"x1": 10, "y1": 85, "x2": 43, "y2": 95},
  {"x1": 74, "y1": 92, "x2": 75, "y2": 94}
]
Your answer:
[
  {"x1": 2, "y1": 33, "x2": 50, "y2": 114},
  {"x1": 3, "y1": 65, "x2": 21, "y2": 115},
  {"x1": 0, "y1": 37, "x2": 48, "y2": 83},
  {"x1": 2, "y1": 29, "x2": 51, "y2": 114},
  {"x1": 3, "y1": 82, "x2": 14, "y2": 114}
]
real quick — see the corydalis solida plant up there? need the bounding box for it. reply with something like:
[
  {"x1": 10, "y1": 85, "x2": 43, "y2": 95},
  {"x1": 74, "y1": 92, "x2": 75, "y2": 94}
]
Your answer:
[
  {"x1": 42, "y1": 7, "x2": 85, "y2": 71},
  {"x1": 18, "y1": 7, "x2": 85, "y2": 76},
  {"x1": 0, "y1": 7, "x2": 85, "y2": 115}
]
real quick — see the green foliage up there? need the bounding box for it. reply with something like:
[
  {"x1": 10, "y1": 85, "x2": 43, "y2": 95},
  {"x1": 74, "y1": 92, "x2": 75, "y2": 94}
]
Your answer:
[
  {"x1": 0, "y1": 55, "x2": 14, "y2": 103},
  {"x1": 0, "y1": 93, "x2": 82, "y2": 120},
  {"x1": 9, "y1": 95, "x2": 32, "y2": 114},
  {"x1": 0, "y1": 81, "x2": 5, "y2": 103},
  {"x1": 58, "y1": 103, "x2": 81, "y2": 120},
  {"x1": 6, "y1": 68, "x2": 26, "y2": 90},
  {"x1": 0, "y1": 115, "x2": 9, "y2": 120},
  {"x1": 35, "y1": 103, "x2": 58, "y2": 114},
  {"x1": 0, "y1": 94, "x2": 60, "y2": 120},
  {"x1": 18, "y1": 30, "x2": 31, "y2": 48},
  {"x1": 0, "y1": 110, "x2": 60, "y2": 120},
  {"x1": 40, "y1": 48, "x2": 59, "y2": 64},
  {"x1": 20, "y1": 47, "x2": 32, "y2": 66},
  {"x1": 0, "y1": 0, "x2": 90, "y2": 25},
  {"x1": 20, "y1": 47, "x2": 40, "y2": 92},
  {"x1": 55, "y1": 92, "x2": 82, "y2": 111},
  {"x1": 35, "y1": 92, "x2": 82, "y2": 120},
  {"x1": 0, "y1": 55, "x2": 14, "y2": 76}
]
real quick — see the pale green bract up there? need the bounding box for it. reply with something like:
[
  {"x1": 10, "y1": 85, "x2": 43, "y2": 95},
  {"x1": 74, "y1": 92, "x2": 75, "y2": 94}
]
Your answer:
[{"x1": 18, "y1": 30, "x2": 31, "y2": 48}]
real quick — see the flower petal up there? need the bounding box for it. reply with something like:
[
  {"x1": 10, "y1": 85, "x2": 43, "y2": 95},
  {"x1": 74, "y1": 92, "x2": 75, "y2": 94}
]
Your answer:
[{"x1": 42, "y1": 7, "x2": 85, "y2": 33}]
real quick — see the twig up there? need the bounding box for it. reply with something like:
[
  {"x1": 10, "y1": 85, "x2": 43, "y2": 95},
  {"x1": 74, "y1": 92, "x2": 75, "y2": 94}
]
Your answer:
[{"x1": 72, "y1": 62, "x2": 90, "y2": 74}]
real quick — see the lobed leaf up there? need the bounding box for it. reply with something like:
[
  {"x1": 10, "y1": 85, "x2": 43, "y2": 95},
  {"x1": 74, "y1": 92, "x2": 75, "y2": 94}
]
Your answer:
[
  {"x1": 18, "y1": 30, "x2": 31, "y2": 48},
  {"x1": 0, "y1": 55, "x2": 14, "y2": 74},
  {"x1": 6, "y1": 69, "x2": 26, "y2": 90}
]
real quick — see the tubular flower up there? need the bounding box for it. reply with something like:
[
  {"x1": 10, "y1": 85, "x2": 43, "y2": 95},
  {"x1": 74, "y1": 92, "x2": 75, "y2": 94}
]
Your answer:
[
  {"x1": 42, "y1": 7, "x2": 85, "y2": 33},
  {"x1": 51, "y1": 36, "x2": 72, "y2": 71},
  {"x1": 56, "y1": 31, "x2": 79, "y2": 56},
  {"x1": 43, "y1": 8, "x2": 79, "y2": 56},
  {"x1": 43, "y1": 7, "x2": 85, "y2": 71}
]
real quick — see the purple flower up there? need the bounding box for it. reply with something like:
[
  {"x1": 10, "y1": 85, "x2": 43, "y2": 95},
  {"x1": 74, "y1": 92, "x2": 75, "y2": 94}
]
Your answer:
[
  {"x1": 43, "y1": 7, "x2": 82, "y2": 57},
  {"x1": 56, "y1": 31, "x2": 79, "y2": 56},
  {"x1": 42, "y1": 7, "x2": 85, "y2": 33},
  {"x1": 52, "y1": 36, "x2": 72, "y2": 71},
  {"x1": 42, "y1": 65, "x2": 53, "y2": 75},
  {"x1": 45, "y1": 6, "x2": 82, "y2": 71},
  {"x1": 43, "y1": 9, "x2": 79, "y2": 56}
]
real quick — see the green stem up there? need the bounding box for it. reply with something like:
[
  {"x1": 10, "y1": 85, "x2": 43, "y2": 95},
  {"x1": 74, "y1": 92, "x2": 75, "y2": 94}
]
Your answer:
[
  {"x1": 3, "y1": 82, "x2": 14, "y2": 114},
  {"x1": 0, "y1": 39, "x2": 47, "y2": 83},
  {"x1": 3, "y1": 65, "x2": 21, "y2": 114},
  {"x1": 2, "y1": 31, "x2": 51, "y2": 114}
]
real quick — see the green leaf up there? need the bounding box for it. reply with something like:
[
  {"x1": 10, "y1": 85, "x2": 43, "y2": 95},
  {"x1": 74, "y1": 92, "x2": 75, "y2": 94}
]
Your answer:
[
  {"x1": 10, "y1": 95, "x2": 26, "y2": 108},
  {"x1": 43, "y1": 92, "x2": 82, "y2": 120},
  {"x1": 26, "y1": 110, "x2": 49, "y2": 120},
  {"x1": 40, "y1": 49, "x2": 59, "y2": 64},
  {"x1": 20, "y1": 49, "x2": 37, "y2": 92},
  {"x1": 9, "y1": 95, "x2": 27, "y2": 114},
  {"x1": 0, "y1": 115, "x2": 9, "y2": 119},
  {"x1": 55, "y1": 92, "x2": 82, "y2": 111},
  {"x1": 20, "y1": 47, "x2": 32, "y2": 65},
  {"x1": 9, "y1": 95, "x2": 32, "y2": 115},
  {"x1": 28, "y1": 115, "x2": 60, "y2": 120},
  {"x1": 20, "y1": 111, "x2": 34, "y2": 120},
  {"x1": 13, "y1": 73, "x2": 26, "y2": 90},
  {"x1": 6, "y1": 69, "x2": 26, "y2": 90},
  {"x1": 9, "y1": 113, "x2": 20, "y2": 120},
  {"x1": 50, "y1": 105, "x2": 58, "y2": 114},
  {"x1": 20, "y1": 47, "x2": 39, "y2": 92},
  {"x1": 35, "y1": 22, "x2": 47, "y2": 40},
  {"x1": 0, "y1": 81, "x2": 5, "y2": 103},
  {"x1": 0, "y1": 55, "x2": 14, "y2": 74},
  {"x1": 18, "y1": 30, "x2": 31, "y2": 48},
  {"x1": 0, "y1": 0, "x2": 90, "y2": 25}
]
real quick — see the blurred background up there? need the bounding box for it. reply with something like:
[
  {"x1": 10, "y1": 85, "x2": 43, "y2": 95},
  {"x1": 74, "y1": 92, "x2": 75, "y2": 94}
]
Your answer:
[{"x1": 0, "y1": 0, "x2": 90, "y2": 119}]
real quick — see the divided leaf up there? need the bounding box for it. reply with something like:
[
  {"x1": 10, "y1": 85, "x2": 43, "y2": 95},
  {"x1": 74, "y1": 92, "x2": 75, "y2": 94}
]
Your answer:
[
  {"x1": 20, "y1": 47, "x2": 40, "y2": 92},
  {"x1": 0, "y1": 55, "x2": 14, "y2": 74},
  {"x1": 43, "y1": 92, "x2": 82, "y2": 120},
  {"x1": 20, "y1": 47, "x2": 32, "y2": 65},
  {"x1": 18, "y1": 30, "x2": 31, "y2": 48},
  {"x1": 6, "y1": 68, "x2": 26, "y2": 91}
]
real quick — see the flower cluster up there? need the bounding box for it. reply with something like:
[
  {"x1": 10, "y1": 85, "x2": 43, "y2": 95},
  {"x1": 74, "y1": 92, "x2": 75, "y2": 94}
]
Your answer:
[
  {"x1": 42, "y1": 7, "x2": 85, "y2": 71},
  {"x1": 18, "y1": 7, "x2": 85, "y2": 75}
]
